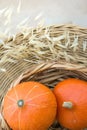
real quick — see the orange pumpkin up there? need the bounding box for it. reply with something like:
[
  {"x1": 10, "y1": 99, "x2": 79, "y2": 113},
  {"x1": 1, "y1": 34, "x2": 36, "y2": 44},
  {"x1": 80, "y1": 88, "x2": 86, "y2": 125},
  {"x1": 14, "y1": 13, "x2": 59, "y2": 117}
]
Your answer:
[
  {"x1": 53, "y1": 78, "x2": 87, "y2": 130},
  {"x1": 3, "y1": 81, "x2": 57, "y2": 130}
]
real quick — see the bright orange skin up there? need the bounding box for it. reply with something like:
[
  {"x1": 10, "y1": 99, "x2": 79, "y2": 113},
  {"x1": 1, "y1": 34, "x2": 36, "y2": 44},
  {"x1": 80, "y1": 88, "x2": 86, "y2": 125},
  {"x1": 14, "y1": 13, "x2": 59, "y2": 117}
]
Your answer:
[
  {"x1": 3, "y1": 81, "x2": 57, "y2": 130},
  {"x1": 53, "y1": 78, "x2": 87, "y2": 130}
]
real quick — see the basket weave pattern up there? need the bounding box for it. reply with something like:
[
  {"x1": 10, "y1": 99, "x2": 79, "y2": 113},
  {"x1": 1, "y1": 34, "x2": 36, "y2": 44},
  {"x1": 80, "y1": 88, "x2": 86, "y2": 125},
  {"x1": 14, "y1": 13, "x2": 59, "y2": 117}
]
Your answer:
[{"x1": 0, "y1": 24, "x2": 87, "y2": 130}]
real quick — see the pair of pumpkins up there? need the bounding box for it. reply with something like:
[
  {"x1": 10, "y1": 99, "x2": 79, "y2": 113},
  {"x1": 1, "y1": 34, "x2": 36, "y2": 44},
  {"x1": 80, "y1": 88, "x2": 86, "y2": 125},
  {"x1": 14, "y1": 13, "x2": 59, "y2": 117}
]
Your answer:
[{"x1": 3, "y1": 78, "x2": 87, "y2": 130}]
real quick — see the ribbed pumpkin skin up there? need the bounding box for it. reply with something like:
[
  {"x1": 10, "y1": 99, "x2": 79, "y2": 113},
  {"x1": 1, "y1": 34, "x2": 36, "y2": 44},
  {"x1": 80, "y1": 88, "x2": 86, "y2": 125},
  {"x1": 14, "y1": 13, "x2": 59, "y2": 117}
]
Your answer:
[
  {"x1": 3, "y1": 81, "x2": 57, "y2": 130},
  {"x1": 53, "y1": 78, "x2": 87, "y2": 130}
]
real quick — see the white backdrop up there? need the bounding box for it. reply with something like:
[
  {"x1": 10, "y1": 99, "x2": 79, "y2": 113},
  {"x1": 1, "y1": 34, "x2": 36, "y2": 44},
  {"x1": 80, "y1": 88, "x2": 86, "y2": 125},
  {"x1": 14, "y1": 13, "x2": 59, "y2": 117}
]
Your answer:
[{"x1": 0, "y1": 0, "x2": 87, "y2": 34}]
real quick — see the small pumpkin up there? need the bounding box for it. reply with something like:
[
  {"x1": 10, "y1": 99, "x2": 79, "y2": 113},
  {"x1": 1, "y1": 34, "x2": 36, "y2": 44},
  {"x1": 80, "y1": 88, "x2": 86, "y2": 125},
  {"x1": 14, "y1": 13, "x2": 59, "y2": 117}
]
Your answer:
[
  {"x1": 53, "y1": 78, "x2": 87, "y2": 130},
  {"x1": 3, "y1": 81, "x2": 57, "y2": 130}
]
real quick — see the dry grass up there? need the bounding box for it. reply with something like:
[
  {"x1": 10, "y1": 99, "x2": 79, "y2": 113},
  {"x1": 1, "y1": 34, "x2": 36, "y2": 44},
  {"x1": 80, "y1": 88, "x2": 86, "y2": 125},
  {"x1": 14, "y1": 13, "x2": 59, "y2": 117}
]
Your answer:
[{"x1": 0, "y1": 24, "x2": 87, "y2": 66}]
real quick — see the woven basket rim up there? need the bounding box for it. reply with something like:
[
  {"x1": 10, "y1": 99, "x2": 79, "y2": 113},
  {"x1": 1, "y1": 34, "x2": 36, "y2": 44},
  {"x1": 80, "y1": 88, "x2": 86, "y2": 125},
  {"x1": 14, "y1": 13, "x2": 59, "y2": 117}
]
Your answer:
[
  {"x1": 1, "y1": 62, "x2": 87, "y2": 130},
  {"x1": 0, "y1": 24, "x2": 87, "y2": 130}
]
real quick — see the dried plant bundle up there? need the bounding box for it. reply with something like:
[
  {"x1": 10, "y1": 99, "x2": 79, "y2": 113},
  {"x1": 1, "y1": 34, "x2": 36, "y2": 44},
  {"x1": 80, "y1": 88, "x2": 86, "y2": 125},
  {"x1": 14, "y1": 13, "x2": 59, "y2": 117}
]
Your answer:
[{"x1": 0, "y1": 24, "x2": 87, "y2": 130}]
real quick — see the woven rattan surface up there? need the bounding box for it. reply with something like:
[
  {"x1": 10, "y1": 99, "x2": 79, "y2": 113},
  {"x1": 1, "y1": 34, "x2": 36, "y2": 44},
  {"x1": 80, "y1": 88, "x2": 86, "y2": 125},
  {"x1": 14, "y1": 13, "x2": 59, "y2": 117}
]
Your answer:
[{"x1": 0, "y1": 24, "x2": 87, "y2": 130}]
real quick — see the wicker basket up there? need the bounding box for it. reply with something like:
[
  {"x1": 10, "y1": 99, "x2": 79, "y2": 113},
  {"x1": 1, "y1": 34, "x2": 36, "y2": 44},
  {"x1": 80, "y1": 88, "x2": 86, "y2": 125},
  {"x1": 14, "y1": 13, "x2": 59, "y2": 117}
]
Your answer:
[{"x1": 0, "y1": 24, "x2": 87, "y2": 130}]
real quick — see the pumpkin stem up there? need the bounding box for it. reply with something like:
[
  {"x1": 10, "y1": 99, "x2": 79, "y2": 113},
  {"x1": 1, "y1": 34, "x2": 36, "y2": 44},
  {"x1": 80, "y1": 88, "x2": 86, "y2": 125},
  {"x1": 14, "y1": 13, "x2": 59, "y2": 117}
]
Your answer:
[
  {"x1": 17, "y1": 99, "x2": 24, "y2": 107},
  {"x1": 62, "y1": 101, "x2": 73, "y2": 109}
]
